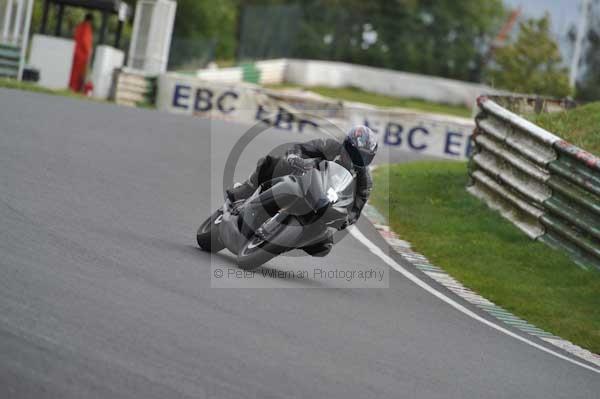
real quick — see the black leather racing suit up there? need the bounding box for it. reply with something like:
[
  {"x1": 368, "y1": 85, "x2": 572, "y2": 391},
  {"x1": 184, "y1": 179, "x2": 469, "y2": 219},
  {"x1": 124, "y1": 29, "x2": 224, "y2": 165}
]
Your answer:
[
  {"x1": 285, "y1": 138, "x2": 373, "y2": 224},
  {"x1": 237, "y1": 138, "x2": 373, "y2": 257}
]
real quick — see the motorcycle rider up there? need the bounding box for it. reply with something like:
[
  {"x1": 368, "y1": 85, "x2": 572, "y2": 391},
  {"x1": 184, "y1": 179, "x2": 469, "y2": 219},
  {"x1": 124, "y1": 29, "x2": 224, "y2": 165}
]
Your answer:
[{"x1": 227, "y1": 125, "x2": 378, "y2": 257}]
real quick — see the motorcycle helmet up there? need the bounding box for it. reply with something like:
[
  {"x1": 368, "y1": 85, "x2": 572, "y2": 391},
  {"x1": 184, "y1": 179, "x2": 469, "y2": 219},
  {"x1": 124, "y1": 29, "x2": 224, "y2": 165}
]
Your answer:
[{"x1": 343, "y1": 125, "x2": 378, "y2": 167}]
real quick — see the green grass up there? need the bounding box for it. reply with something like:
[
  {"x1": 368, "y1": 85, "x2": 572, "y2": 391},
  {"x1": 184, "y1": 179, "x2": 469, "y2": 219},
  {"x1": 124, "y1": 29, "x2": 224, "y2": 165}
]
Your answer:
[
  {"x1": 531, "y1": 102, "x2": 600, "y2": 155},
  {"x1": 0, "y1": 78, "x2": 85, "y2": 98},
  {"x1": 267, "y1": 84, "x2": 472, "y2": 118},
  {"x1": 370, "y1": 161, "x2": 600, "y2": 353}
]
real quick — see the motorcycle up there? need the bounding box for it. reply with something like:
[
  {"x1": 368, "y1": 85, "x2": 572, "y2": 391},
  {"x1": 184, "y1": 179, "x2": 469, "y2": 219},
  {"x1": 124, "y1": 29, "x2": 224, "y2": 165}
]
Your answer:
[{"x1": 196, "y1": 159, "x2": 355, "y2": 270}]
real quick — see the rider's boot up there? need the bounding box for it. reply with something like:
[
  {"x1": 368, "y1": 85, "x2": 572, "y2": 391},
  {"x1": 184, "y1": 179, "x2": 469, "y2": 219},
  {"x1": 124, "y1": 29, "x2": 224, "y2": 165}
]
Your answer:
[
  {"x1": 302, "y1": 233, "x2": 334, "y2": 257},
  {"x1": 302, "y1": 242, "x2": 333, "y2": 257}
]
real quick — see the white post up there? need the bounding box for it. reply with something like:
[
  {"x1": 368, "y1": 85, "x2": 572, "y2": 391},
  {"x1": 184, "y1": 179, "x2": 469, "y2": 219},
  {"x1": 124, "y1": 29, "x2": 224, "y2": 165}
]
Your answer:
[
  {"x1": 570, "y1": 0, "x2": 590, "y2": 88},
  {"x1": 128, "y1": 0, "x2": 178, "y2": 73},
  {"x1": 159, "y1": 1, "x2": 176, "y2": 73},
  {"x1": 2, "y1": 0, "x2": 14, "y2": 43},
  {"x1": 13, "y1": 0, "x2": 24, "y2": 45},
  {"x1": 128, "y1": 0, "x2": 143, "y2": 69},
  {"x1": 145, "y1": 0, "x2": 176, "y2": 73},
  {"x1": 17, "y1": 0, "x2": 33, "y2": 80}
]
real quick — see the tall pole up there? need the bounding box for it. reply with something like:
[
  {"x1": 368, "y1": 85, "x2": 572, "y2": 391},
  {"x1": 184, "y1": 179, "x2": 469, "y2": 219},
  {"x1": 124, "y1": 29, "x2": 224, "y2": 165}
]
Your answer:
[
  {"x1": 2, "y1": 0, "x2": 14, "y2": 43},
  {"x1": 40, "y1": 0, "x2": 50, "y2": 34},
  {"x1": 12, "y1": 0, "x2": 23, "y2": 44},
  {"x1": 99, "y1": 11, "x2": 108, "y2": 45},
  {"x1": 18, "y1": 0, "x2": 34, "y2": 80},
  {"x1": 570, "y1": 0, "x2": 591, "y2": 88},
  {"x1": 128, "y1": 0, "x2": 143, "y2": 69}
]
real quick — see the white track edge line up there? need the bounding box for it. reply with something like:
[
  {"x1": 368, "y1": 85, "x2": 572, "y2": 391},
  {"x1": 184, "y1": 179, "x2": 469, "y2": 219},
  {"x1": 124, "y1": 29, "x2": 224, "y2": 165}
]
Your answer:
[{"x1": 349, "y1": 226, "x2": 600, "y2": 374}]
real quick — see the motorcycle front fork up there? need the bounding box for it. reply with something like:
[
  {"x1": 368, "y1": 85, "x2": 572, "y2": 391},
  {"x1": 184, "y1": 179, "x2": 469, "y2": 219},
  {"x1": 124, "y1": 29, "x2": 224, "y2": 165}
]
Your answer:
[{"x1": 259, "y1": 212, "x2": 286, "y2": 236}]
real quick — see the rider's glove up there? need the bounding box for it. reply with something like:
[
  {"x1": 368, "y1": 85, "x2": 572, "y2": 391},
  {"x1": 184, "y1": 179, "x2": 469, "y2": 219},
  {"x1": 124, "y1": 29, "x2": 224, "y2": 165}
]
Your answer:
[{"x1": 287, "y1": 154, "x2": 312, "y2": 175}]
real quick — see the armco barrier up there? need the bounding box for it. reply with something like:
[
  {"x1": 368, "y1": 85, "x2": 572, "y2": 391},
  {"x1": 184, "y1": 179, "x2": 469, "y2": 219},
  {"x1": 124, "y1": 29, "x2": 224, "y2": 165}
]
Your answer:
[
  {"x1": 0, "y1": 43, "x2": 21, "y2": 79},
  {"x1": 111, "y1": 68, "x2": 156, "y2": 107},
  {"x1": 468, "y1": 96, "x2": 600, "y2": 270}
]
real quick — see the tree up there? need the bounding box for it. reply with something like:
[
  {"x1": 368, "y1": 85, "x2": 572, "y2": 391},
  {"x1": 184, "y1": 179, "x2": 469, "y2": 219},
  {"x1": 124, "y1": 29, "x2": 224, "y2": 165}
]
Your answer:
[
  {"x1": 172, "y1": 0, "x2": 238, "y2": 60},
  {"x1": 487, "y1": 15, "x2": 571, "y2": 97},
  {"x1": 127, "y1": 0, "x2": 508, "y2": 78},
  {"x1": 292, "y1": 0, "x2": 507, "y2": 82},
  {"x1": 575, "y1": 0, "x2": 600, "y2": 101}
]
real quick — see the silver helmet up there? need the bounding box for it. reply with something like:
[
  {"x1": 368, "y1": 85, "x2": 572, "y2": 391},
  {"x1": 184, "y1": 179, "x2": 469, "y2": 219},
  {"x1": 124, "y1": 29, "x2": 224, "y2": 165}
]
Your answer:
[{"x1": 343, "y1": 125, "x2": 378, "y2": 167}]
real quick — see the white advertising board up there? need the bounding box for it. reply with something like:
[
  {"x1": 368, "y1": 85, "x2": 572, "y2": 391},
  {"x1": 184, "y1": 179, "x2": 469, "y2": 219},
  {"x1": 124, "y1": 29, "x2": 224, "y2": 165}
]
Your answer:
[{"x1": 157, "y1": 73, "x2": 475, "y2": 160}]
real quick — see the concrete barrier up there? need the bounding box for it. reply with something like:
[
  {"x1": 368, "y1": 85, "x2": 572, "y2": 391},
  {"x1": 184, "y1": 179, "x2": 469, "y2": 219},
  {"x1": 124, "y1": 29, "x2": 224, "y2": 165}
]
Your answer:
[
  {"x1": 284, "y1": 59, "x2": 492, "y2": 108},
  {"x1": 192, "y1": 58, "x2": 495, "y2": 108}
]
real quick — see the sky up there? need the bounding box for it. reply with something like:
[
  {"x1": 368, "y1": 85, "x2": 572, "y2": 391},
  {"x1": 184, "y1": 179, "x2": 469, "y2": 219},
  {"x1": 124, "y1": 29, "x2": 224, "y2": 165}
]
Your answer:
[
  {"x1": 503, "y1": 0, "x2": 589, "y2": 68},
  {"x1": 504, "y1": 0, "x2": 583, "y2": 52},
  {"x1": 504, "y1": 0, "x2": 581, "y2": 35}
]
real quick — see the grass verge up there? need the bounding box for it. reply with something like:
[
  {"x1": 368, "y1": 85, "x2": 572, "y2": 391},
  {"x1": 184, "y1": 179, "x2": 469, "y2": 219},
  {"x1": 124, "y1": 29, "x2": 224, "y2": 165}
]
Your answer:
[
  {"x1": 267, "y1": 84, "x2": 472, "y2": 118},
  {"x1": 370, "y1": 161, "x2": 600, "y2": 353},
  {"x1": 530, "y1": 102, "x2": 600, "y2": 155},
  {"x1": 0, "y1": 78, "x2": 85, "y2": 98}
]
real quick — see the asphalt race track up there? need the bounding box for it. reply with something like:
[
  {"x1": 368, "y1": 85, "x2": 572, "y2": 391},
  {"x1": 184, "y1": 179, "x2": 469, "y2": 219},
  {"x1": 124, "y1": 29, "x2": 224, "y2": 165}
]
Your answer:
[{"x1": 0, "y1": 89, "x2": 598, "y2": 398}]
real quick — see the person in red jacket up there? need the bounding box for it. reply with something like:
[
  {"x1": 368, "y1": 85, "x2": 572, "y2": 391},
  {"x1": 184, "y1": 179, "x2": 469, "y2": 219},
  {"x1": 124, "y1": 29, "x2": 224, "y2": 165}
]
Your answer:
[{"x1": 69, "y1": 13, "x2": 94, "y2": 92}]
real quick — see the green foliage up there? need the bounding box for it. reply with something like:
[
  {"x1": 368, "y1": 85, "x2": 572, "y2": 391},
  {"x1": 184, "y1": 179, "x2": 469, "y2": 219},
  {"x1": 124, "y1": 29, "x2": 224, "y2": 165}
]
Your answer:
[
  {"x1": 487, "y1": 15, "x2": 571, "y2": 97},
  {"x1": 31, "y1": 2, "x2": 86, "y2": 38},
  {"x1": 26, "y1": 1, "x2": 508, "y2": 80},
  {"x1": 287, "y1": 0, "x2": 507, "y2": 82},
  {"x1": 173, "y1": 0, "x2": 238, "y2": 60},
  {"x1": 370, "y1": 161, "x2": 600, "y2": 353},
  {"x1": 237, "y1": 3, "x2": 301, "y2": 60}
]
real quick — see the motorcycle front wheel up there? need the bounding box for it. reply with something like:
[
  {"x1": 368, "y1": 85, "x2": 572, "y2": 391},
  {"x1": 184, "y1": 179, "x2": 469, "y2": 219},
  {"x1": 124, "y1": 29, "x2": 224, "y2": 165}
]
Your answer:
[
  {"x1": 197, "y1": 210, "x2": 225, "y2": 252},
  {"x1": 236, "y1": 222, "x2": 291, "y2": 270}
]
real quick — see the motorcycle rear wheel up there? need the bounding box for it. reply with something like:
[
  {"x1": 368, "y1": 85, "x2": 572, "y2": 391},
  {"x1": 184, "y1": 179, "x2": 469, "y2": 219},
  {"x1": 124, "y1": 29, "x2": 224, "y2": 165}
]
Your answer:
[{"x1": 197, "y1": 210, "x2": 225, "y2": 252}]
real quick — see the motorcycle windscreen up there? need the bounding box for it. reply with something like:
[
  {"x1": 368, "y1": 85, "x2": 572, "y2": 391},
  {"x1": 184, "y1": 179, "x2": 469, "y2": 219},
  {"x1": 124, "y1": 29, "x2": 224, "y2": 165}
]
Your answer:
[{"x1": 319, "y1": 161, "x2": 355, "y2": 207}]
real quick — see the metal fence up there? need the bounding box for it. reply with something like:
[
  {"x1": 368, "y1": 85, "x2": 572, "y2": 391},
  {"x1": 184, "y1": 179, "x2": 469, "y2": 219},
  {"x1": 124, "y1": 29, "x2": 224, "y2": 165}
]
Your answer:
[
  {"x1": 237, "y1": 4, "x2": 301, "y2": 61},
  {"x1": 468, "y1": 95, "x2": 600, "y2": 270},
  {"x1": 0, "y1": 42, "x2": 19, "y2": 78},
  {"x1": 168, "y1": 37, "x2": 216, "y2": 72},
  {"x1": 0, "y1": 0, "x2": 33, "y2": 80}
]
